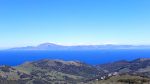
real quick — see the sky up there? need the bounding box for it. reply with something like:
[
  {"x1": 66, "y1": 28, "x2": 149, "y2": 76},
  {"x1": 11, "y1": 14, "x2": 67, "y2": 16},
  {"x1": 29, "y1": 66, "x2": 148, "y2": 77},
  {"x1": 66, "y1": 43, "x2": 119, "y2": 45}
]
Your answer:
[{"x1": 0, "y1": 0, "x2": 150, "y2": 48}]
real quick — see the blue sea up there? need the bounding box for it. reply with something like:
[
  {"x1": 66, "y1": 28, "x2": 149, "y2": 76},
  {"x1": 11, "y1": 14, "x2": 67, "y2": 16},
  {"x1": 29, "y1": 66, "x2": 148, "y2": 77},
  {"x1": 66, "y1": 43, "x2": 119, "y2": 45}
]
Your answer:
[{"x1": 0, "y1": 49, "x2": 150, "y2": 66}]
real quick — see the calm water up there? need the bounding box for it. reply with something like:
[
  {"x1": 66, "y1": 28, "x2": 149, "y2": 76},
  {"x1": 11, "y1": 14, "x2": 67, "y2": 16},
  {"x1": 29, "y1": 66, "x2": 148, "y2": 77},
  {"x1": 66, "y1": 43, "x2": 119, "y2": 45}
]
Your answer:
[{"x1": 0, "y1": 49, "x2": 150, "y2": 66}]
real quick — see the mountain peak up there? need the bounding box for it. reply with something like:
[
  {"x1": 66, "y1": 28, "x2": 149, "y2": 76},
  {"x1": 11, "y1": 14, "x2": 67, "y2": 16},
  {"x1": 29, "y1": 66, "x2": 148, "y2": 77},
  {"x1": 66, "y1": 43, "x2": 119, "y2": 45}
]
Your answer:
[{"x1": 37, "y1": 43, "x2": 62, "y2": 47}]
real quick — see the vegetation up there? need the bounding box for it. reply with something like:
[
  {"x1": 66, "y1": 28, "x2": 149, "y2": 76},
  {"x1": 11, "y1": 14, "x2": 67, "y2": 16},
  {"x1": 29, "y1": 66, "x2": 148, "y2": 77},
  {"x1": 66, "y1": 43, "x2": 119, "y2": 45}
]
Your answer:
[{"x1": 0, "y1": 58, "x2": 150, "y2": 84}]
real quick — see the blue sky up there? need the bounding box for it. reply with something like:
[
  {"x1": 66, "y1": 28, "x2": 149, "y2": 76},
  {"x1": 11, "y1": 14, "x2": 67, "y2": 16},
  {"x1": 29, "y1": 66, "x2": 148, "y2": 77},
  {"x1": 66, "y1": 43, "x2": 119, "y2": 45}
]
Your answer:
[{"x1": 0, "y1": 0, "x2": 150, "y2": 48}]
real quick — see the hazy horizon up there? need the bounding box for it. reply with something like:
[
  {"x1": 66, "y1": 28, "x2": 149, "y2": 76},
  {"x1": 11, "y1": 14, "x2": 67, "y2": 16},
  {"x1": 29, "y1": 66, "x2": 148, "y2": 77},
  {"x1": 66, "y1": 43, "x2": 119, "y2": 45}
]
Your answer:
[
  {"x1": 1, "y1": 42, "x2": 150, "y2": 50},
  {"x1": 0, "y1": 0, "x2": 150, "y2": 48}
]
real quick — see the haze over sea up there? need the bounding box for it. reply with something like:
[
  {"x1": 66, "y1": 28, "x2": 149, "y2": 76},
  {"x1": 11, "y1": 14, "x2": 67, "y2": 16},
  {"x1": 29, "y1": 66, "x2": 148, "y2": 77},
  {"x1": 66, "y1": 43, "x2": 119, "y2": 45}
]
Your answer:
[{"x1": 0, "y1": 49, "x2": 150, "y2": 66}]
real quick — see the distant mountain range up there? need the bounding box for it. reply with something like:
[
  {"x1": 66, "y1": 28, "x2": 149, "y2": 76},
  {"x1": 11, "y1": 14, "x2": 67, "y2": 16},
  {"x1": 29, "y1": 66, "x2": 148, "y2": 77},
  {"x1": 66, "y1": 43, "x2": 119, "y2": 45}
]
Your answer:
[
  {"x1": 0, "y1": 58, "x2": 150, "y2": 84},
  {"x1": 10, "y1": 43, "x2": 150, "y2": 50}
]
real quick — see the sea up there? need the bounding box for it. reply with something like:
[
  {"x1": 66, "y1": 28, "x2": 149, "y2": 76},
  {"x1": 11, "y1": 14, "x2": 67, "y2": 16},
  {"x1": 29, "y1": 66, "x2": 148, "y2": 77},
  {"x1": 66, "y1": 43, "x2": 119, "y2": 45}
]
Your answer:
[{"x1": 0, "y1": 49, "x2": 150, "y2": 66}]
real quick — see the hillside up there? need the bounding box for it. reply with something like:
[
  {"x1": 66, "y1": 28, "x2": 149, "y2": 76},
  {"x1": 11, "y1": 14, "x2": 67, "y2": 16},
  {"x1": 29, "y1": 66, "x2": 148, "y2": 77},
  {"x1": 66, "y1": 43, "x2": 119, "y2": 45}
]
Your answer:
[
  {"x1": 0, "y1": 58, "x2": 150, "y2": 84},
  {"x1": 96, "y1": 58, "x2": 150, "y2": 78},
  {"x1": 88, "y1": 75, "x2": 150, "y2": 84}
]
